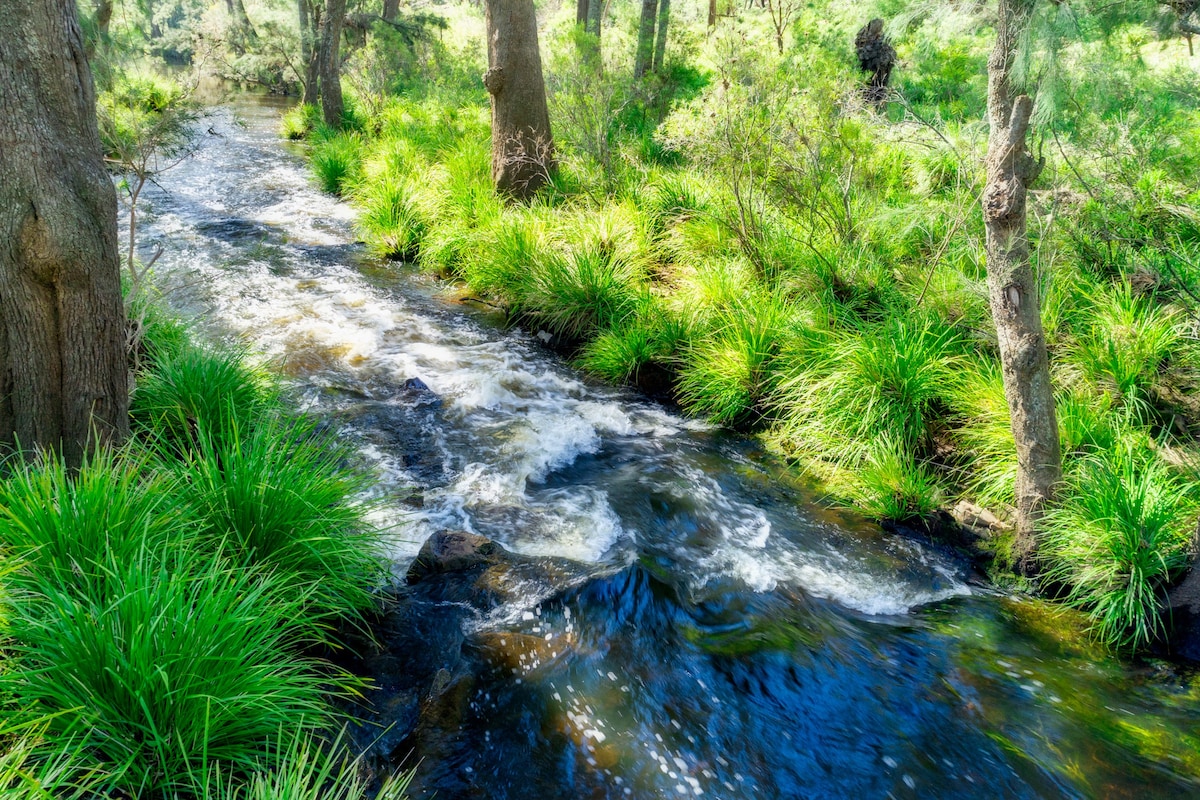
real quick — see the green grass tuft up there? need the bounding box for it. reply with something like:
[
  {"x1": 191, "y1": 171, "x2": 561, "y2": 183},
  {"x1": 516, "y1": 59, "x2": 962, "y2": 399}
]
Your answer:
[
  {"x1": 4, "y1": 549, "x2": 340, "y2": 796},
  {"x1": 1043, "y1": 449, "x2": 1199, "y2": 651},
  {"x1": 309, "y1": 132, "x2": 363, "y2": 195},
  {"x1": 131, "y1": 344, "x2": 274, "y2": 456},
  {"x1": 167, "y1": 411, "x2": 384, "y2": 623}
]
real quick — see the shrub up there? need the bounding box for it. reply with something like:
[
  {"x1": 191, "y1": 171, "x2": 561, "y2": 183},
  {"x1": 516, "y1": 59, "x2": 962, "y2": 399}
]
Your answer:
[{"x1": 1042, "y1": 449, "x2": 1199, "y2": 651}]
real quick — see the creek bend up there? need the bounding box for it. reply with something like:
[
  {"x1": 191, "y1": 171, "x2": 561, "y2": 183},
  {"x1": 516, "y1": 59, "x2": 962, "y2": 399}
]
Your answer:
[{"x1": 136, "y1": 95, "x2": 1200, "y2": 799}]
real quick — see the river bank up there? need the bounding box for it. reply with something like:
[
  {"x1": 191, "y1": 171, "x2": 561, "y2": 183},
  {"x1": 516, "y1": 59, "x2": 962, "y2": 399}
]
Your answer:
[{"x1": 124, "y1": 95, "x2": 1200, "y2": 797}]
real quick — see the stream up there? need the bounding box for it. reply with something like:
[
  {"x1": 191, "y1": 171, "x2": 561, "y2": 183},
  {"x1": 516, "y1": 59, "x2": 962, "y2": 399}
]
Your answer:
[{"x1": 136, "y1": 94, "x2": 1200, "y2": 799}]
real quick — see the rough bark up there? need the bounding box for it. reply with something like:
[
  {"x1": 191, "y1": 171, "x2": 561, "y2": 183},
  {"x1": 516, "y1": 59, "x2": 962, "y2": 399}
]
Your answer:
[
  {"x1": 652, "y1": 0, "x2": 671, "y2": 73},
  {"x1": 0, "y1": 0, "x2": 129, "y2": 465},
  {"x1": 634, "y1": 0, "x2": 657, "y2": 77},
  {"x1": 484, "y1": 0, "x2": 555, "y2": 200},
  {"x1": 319, "y1": 0, "x2": 346, "y2": 127},
  {"x1": 383, "y1": 0, "x2": 400, "y2": 22},
  {"x1": 983, "y1": 0, "x2": 1061, "y2": 576}
]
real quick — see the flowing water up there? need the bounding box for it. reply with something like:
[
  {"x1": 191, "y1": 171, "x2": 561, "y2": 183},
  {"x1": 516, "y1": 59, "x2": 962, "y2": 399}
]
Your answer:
[{"x1": 137, "y1": 95, "x2": 1200, "y2": 799}]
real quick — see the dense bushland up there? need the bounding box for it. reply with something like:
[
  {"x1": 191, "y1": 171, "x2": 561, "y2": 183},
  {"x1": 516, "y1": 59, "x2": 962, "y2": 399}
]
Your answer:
[{"x1": 292, "y1": 0, "x2": 1200, "y2": 652}]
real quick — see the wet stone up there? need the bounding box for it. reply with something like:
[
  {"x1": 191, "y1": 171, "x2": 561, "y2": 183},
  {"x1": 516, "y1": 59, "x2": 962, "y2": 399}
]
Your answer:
[{"x1": 407, "y1": 529, "x2": 504, "y2": 583}]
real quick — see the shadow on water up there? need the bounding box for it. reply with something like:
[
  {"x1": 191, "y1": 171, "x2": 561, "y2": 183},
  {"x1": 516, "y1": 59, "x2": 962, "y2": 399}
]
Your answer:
[{"x1": 136, "y1": 95, "x2": 1200, "y2": 800}]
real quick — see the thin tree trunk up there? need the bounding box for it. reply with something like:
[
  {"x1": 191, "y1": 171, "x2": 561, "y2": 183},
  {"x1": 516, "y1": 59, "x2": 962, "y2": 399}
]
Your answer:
[
  {"x1": 707, "y1": 0, "x2": 716, "y2": 29},
  {"x1": 634, "y1": 0, "x2": 656, "y2": 77},
  {"x1": 484, "y1": 0, "x2": 555, "y2": 200},
  {"x1": 983, "y1": 0, "x2": 1061, "y2": 576},
  {"x1": 383, "y1": 0, "x2": 399, "y2": 22},
  {"x1": 652, "y1": 0, "x2": 670, "y2": 72},
  {"x1": 302, "y1": 0, "x2": 321, "y2": 106},
  {"x1": 0, "y1": 0, "x2": 129, "y2": 465},
  {"x1": 576, "y1": 0, "x2": 587, "y2": 25},
  {"x1": 319, "y1": 0, "x2": 346, "y2": 127}
]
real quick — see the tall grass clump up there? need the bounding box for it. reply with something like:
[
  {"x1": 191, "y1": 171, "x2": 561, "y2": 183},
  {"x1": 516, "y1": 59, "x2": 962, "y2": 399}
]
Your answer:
[
  {"x1": 458, "y1": 210, "x2": 554, "y2": 310},
  {"x1": 280, "y1": 104, "x2": 321, "y2": 141},
  {"x1": 167, "y1": 411, "x2": 384, "y2": 622},
  {"x1": 1066, "y1": 283, "x2": 1183, "y2": 415},
  {"x1": 189, "y1": 730, "x2": 413, "y2": 800},
  {"x1": 4, "y1": 550, "x2": 340, "y2": 796},
  {"x1": 575, "y1": 294, "x2": 687, "y2": 384},
  {"x1": 0, "y1": 448, "x2": 191, "y2": 598},
  {"x1": 846, "y1": 435, "x2": 945, "y2": 522},
  {"x1": 131, "y1": 343, "x2": 273, "y2": 455},
  {"x1": 309, "y1": 131, "x2": 363, "y2": 195},
  {"x1": 778, "y1": 317, "x2": 963, "y2": 462},
  {"x1": 677, "y1": 291, "x2": 800, "y2": 427},
  {"x1": 0, "y1": 719, "x2": 97, "y2": 799},
  {"x1": 1042, "y1": 449, "x2": 1200, "y2": 651},
  {"x1": 353, "y1": 166, "x2": 430, "y2": 260}
]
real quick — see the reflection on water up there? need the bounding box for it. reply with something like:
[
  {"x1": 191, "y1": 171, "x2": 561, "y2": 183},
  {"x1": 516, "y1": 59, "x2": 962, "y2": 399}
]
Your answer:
[{"x1": 137, "y1": 94, "x2": 1200, "y2": 799}]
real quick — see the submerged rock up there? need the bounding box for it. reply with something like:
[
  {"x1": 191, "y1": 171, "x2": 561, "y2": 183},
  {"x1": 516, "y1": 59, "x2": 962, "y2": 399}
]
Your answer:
[
  {"x1": 406, "y1": 529, "x2": 504, "y2": 583},
  {"x1": 334, "y1": 530, "x2": 597, "y2": 789}
]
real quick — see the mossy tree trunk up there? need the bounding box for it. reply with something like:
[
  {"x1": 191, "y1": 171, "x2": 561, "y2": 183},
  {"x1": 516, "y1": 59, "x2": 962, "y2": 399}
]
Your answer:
[
  {"x1": 318, "y1": 0, "x2": 346, "y2": 126},
  {"x1": 983, "y1": 0, "x2": 1062, "y2": 576},
  {"x1": 484, "y1": 0, "x2": 555, "y2": 200},
  {"x1": 0, "y1": 0, "x2": 130, "y2": 465}
]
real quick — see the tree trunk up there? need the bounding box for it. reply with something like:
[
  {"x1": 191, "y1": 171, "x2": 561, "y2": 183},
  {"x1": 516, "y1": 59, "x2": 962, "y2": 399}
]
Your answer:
[
  {"x1": 707, "y1": 0, "x2": 716, "y2": 29},
  {"x1": 576, "y1": 0, "x2": 587, "y2": 26},
  {"x1": 585, "y1": 0, "x2": 602, "y2": 41},
  {"x1": 0, "y1": 0, "x2": 129, "y2": 465},
  {"x1": 319, "y1": 0, "x2": 346, "y2": 127},
  {"x1": 983, "y1": 0, "x2": 1061, "y2": 576},
  {"x1": 652, "y1": 0, "x2": 670, "y2": 72},
  {"x1": 484, "y1": 0, "x2": 555, "y2": 200},
  {"x1": 634, "y1": 0, "x2": 656, "y2": 77},
  {"x1": 85, "y1": 0, "x2": 113, "y2": 58},
  {"x1": 145, "y1": 0, "x2": 161, "y2": 38},
  {"x1": 383, "y1": 0, "x2": 400, "y2": 22},
  {"x1": 302, "y1": 0, "x2": 321, "y2": 106}
]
